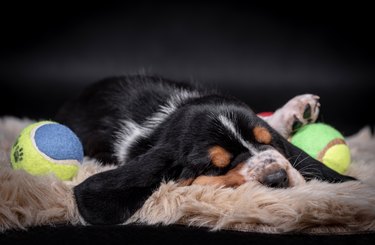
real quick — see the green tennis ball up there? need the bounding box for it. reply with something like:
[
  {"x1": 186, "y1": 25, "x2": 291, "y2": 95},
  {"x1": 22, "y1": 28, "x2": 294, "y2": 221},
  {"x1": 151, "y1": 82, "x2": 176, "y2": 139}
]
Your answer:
[
  {"x1": 10, "y1": 121, "x2": 84, "y2": 181},
  {"x1": 291, "y1": 123, "x2": 351, "y2": 174}
]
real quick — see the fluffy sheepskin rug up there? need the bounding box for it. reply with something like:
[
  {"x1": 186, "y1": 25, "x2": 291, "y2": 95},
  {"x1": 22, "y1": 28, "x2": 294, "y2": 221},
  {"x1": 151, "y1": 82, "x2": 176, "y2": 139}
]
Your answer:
[{"x1": 1, "y1": 116, "x2": 375, "y2": 233}]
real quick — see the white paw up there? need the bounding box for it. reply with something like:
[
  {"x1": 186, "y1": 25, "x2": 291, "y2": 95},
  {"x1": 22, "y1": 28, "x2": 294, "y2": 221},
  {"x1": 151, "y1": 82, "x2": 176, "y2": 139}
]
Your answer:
[{"x1": 282, "y1": 94, "x2": 320, "y2": 133}]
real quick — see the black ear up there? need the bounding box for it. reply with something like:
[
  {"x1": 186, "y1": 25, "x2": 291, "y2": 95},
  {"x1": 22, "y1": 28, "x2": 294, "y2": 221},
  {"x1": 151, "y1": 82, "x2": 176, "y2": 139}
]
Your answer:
[
  {"x1": 74, "y1": 147, "x2": 169, "y2": 225},
  {"x1": 74, "y1": 168, "x2": 156, "y2": 225},
  {"x1": 273, "y1": 133, "x2": 357, "y2": 183}
]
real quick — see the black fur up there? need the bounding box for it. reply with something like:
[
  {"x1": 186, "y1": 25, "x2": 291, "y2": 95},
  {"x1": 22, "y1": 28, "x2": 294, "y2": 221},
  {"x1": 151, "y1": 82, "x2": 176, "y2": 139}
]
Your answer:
[{"x1": 55, "y1": 75, "x2": 355, "y2": 225}]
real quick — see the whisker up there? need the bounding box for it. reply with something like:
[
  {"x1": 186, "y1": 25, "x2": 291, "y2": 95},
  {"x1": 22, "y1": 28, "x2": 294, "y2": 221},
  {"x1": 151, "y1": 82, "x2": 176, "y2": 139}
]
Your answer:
[
  {"x1": 300, "y1": 168, "x2": 321, "y2": 175},
  {"x1": 292, "y1": 152, "x2": 303, "y2": 167},
  {"x1": 299, "y1": 169, "x2": 322, "y2": 178},
  {"x1": 293, "y1": 155, "x2": 311, "y2": 169},
  {"x1": 287, "y1": 153, "x2": 301, "y2": 161},
  {"x1": 298, "y1": 163, "x2": 318, "y2": 173},
  {"x1": 298, "y1": 164, "x2": 323, "y2": 178}
]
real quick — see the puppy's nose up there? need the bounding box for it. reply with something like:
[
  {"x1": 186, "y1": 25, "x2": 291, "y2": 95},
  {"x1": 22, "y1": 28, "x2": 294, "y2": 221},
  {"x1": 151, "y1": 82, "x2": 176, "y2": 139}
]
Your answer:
[{"x1": 262, "y1": 169, "x2": 288, "y2": 188}]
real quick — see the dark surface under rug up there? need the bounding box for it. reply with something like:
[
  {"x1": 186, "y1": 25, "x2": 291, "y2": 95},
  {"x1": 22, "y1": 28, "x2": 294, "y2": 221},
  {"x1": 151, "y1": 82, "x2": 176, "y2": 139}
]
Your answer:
[{"x1": 1, "y1": 224, "x2": 375, "y2": 245}]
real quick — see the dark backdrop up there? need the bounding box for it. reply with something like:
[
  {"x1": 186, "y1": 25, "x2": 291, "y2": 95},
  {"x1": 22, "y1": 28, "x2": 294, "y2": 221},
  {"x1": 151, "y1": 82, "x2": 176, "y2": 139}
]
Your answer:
[{"x1": 1, "y1": 2, "x2": 374, "y2": 136}]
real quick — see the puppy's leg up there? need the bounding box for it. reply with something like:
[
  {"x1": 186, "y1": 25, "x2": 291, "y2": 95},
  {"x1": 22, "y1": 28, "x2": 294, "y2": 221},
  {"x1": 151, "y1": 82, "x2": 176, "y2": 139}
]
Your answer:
[
  {"x1": 261, "y1": 94, "x2": 320, "y2": 138},
  {"x1": 74, "y1": 147, "x2": 172, "y2": 225}
]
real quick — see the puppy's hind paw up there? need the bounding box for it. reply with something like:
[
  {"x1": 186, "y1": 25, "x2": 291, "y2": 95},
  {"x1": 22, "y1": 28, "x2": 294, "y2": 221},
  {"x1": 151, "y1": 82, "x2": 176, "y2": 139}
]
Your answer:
[
  {"x1": 285, "y1": 94, "x2": 320, "y2": 133},
  {"x1": 285, "y1": 94, "x2": 320, "y2": 132},
  {"x1": 263, "y1": 94, "x2": 321, "y2": 138}
]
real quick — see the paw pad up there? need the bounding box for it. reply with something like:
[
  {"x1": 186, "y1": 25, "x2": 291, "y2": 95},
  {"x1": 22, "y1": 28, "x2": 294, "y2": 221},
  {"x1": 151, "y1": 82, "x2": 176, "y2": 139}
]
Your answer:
[{"x1": 303, "y1": 104, "x2": 312, "y2": 119}]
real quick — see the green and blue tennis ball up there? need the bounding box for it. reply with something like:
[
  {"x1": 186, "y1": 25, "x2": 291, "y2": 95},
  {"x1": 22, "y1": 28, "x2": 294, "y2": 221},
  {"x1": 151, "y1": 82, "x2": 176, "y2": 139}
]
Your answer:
[
  {"x1": 291, "y1": 123, "x2": 351, "y2": 174},
  {"x1": 10, "y1": 121, "x2": 83, "y2": 181}
]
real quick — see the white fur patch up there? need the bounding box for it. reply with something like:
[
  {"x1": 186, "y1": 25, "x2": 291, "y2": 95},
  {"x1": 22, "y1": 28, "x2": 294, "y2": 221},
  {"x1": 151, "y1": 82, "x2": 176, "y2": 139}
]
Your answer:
[
  {"x1": 114, "y1": 120, "x2": 148, "y2": 164},
  {"x1": 143, "y1": 90, "x2": 201, "y2": 129},
  {"x1": 114, "y1": 90, "x2": 201, "y2": 164},
  {"x1": 218, "y1": 115, "x2": 259, "y2": 155}
]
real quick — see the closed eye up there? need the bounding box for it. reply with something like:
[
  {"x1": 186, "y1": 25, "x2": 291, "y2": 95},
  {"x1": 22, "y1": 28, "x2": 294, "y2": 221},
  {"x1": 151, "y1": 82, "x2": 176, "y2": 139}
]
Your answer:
[{"x1": 230, "y1": 152, "x2": 251, "y2": 167}]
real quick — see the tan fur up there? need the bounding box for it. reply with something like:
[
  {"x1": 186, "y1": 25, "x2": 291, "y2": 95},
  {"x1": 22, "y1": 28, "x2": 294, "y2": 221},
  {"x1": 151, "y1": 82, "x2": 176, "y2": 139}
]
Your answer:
[
  {"x1": 208, "y1": 146, "x2": 232, "y2": 168},
  {"x1": 253, "y1": 127, "x2": 272, "y2": 144},
  {"x1": 192, "y1": 163, "x2": 246, "y2": 187},
  {"x1": 1, "y1": 117, "x2": 375, "y2": 234}
]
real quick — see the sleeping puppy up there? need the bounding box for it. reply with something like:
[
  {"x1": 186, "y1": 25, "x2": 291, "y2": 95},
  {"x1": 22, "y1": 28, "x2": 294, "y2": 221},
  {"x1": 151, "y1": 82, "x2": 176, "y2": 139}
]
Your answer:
[{"x1": 55, "y1": 75, "x2": 356, "y2": 225}]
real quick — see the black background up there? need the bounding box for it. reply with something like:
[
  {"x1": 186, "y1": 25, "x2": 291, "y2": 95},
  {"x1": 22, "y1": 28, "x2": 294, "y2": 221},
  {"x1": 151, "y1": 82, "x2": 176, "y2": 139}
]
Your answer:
[
  {"x1": 1, "y1": 2, "x2": 374, "y2": 136},
  {"x1": 1, "y1": 3, "x2": 375, "y2": 243}
]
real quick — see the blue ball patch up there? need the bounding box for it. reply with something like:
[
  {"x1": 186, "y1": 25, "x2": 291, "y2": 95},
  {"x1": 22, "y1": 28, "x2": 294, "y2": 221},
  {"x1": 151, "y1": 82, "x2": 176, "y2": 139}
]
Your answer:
[{"x1": 34, "y1": 123, "x2": 84, "y2": 162}]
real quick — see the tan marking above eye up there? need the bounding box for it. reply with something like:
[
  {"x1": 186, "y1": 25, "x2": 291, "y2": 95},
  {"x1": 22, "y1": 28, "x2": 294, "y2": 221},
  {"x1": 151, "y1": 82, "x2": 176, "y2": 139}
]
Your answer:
[
  {"x1": 253, "y1": 126, "x2": 272, "y2": 144},
  {"x1": 208, "y1": 146, "x2": 232, "y2": 168}
]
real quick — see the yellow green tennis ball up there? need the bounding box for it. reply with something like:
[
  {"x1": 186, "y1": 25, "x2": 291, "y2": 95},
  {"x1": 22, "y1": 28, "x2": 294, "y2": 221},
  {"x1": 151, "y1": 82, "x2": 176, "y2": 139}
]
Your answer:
[
  {"x1": 291, "y1": 123, "x2": 351, "y2": 174},
  {"x1": 10, "y1": 121, "x2": 83, "y2": 181}
]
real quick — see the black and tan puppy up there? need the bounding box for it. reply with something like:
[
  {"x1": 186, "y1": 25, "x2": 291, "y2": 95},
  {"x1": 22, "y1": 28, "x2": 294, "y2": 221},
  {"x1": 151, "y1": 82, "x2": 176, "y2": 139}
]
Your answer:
[{"x1": 56, "y1": 75, "x2": 355, "y2": 225}]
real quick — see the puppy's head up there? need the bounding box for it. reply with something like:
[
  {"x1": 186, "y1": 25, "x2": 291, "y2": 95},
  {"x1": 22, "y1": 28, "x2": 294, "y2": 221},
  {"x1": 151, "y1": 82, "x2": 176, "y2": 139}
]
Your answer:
[
  {"x1": 193, "y1": 123, "x2": 306, "y2": 188},
  {"x1": 190, "y1": 105, "x2": 352, "y2": 188},
  {"x1": 189, "y1": 107, "x2": 306, "y2": 188}
]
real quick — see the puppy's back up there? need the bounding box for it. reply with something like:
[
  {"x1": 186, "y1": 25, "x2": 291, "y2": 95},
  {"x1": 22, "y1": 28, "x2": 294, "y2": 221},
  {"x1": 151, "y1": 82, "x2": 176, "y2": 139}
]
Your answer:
[{"x1": 55, "y1": 75, "x2": 198, "y2": 164}]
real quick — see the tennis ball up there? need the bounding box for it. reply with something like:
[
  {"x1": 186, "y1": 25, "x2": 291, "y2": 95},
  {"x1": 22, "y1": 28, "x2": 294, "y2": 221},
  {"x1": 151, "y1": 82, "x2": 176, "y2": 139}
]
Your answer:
[
  {"x1": 291, "y1": 123, "x2": 351, "y2": 174},
  {"x1": 10, "y1": 121, "x2": 83, "y2": 181}
]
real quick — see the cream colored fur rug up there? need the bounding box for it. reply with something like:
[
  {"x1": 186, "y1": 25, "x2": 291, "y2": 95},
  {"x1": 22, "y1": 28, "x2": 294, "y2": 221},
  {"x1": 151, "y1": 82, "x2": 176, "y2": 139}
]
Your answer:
[{"x1": 1, "y1": 116, "x2": 375, "y2": 233}]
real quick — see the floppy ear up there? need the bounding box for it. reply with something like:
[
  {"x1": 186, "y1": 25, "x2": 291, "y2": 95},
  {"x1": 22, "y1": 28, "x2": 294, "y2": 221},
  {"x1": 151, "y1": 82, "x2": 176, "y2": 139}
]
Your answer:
[
  {"x1": 272, "y1": 133, "x2": 356, "y2": 183},
  {"x1": 74, "y1": 147, "x2": 170, "y2": 225}
]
